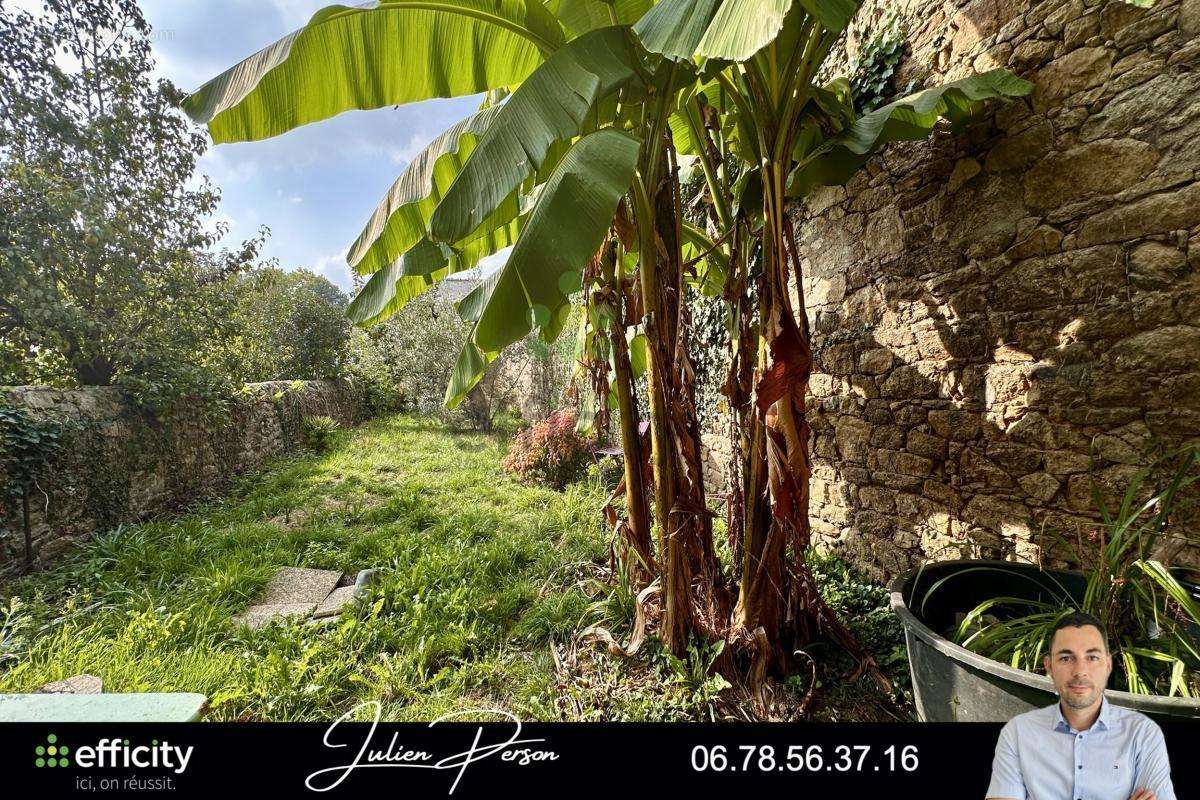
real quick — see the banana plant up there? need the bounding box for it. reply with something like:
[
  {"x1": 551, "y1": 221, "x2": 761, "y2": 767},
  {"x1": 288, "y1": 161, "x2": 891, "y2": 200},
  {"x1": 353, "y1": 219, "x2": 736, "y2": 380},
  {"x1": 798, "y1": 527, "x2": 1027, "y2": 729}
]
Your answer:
[
  {"x1": 181, "y1": 0, "x2": 727, "y2": 656},
  {"x1": 635, "y1": 0, "x2": 1033, "y2": 673}
]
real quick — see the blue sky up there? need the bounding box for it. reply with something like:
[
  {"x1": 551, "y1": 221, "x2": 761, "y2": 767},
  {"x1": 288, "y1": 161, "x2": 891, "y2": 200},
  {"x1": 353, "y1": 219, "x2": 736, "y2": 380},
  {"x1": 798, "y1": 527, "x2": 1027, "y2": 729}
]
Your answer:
[{"x1": 138, "y1": 0, "x2": 489, "y2": 292}]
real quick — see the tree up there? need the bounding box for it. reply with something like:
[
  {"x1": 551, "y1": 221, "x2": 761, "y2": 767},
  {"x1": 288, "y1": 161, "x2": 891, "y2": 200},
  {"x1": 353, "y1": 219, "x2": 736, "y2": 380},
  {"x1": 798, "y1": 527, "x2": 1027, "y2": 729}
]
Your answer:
[
  {"x1": 0, "y1": 0, "x2": 262, "y2": 404},
  {"x1": 224, "y1": 268, "x2": 352, "y2": 382}
]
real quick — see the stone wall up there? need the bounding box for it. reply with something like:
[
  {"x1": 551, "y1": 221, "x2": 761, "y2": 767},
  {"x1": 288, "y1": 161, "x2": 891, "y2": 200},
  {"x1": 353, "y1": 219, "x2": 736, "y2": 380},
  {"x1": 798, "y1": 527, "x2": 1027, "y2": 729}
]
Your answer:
[
  {"x1": 781, "y1": 0, "x2": 1200, "y2": 579},
  {"x1": 1, "y1": 380, "x2": 356, "y2": 577}
]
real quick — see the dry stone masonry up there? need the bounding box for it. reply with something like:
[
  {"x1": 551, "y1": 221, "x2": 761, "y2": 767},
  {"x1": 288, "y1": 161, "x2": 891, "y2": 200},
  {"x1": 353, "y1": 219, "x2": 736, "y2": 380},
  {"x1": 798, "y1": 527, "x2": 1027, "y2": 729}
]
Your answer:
[
  {"x1": 710, "y1": 0, "x2": 1200, "y2": 579},
  {"x1": 0, "y1": 380, "x2": 355, "y2": 577}
]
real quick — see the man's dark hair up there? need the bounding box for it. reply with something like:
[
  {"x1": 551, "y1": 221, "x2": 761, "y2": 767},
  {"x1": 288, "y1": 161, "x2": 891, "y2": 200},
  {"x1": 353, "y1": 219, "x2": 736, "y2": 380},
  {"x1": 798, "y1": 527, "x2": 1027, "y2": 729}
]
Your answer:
[{"x1": 1047, "y1": 611, "x2": 1109, "y2": 653}]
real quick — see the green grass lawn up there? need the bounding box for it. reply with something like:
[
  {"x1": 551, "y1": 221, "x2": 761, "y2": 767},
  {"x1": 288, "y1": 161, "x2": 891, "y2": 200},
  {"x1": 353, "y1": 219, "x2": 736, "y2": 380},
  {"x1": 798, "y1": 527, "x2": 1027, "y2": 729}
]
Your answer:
[{"x1": 0, "y1": 414, "x2": 911, "y2": 721}]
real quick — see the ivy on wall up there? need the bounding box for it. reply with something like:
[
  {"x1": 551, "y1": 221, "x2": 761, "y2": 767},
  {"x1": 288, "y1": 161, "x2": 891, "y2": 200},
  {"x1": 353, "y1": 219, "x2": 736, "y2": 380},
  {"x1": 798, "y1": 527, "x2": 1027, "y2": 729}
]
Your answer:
[
  {"x1": 687, "y1": 285, "x2": 730, "y2": 432},
  {"x1": 0, "y1": 406, "x2": 65, "y2": 571},
  {"x1": 849, "y1": 12, "x2": 913, "y2": 114}
]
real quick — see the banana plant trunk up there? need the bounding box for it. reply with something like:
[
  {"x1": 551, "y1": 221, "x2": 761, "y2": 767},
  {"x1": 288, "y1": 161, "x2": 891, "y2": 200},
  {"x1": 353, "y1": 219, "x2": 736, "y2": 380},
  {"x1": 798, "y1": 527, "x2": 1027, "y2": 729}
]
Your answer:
[
  {"x1": 603, "y1": 247, "x2": 655, "y2": 585},
  {"x1": 733, "y1": 165, "x2": 885, "y2": 682},
  {"x1": 635, "y1": 144, "x2": 725, "y2": 656}
]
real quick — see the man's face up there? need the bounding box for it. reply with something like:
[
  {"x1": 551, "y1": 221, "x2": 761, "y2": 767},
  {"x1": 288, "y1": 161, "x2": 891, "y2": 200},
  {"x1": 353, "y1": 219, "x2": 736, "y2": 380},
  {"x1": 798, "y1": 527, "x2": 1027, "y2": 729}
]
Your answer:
[{"x1": 1043, "y1": 624, "x2": 1112, "y2": 711}]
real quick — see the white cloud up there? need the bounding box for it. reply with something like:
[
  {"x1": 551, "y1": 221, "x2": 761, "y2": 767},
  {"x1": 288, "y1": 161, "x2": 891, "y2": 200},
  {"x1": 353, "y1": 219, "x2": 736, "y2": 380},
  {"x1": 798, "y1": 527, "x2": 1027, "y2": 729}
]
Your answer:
[
  {"x1": 199, "y1": 148, "x2": 262, "y2": 186},
  {"x1": 289, "y1": 195, "x2": 304, "y2": 204},
  {"x1": 311, "y1": 249, "x2": 354, "y2": 293},
  {"x1": 389, "y1": 131, "x2": 434, "y2": 166}
]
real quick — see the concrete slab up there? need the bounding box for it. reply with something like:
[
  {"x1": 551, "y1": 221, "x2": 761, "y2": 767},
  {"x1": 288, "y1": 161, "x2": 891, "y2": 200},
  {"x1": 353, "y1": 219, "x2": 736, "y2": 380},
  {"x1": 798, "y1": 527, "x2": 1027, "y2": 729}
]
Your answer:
[
  {"x1": 255, "y1": 566, "x2": 341, "y2": 606},
  {"x1": 312, "y1": 586, "x2": 357, "y2": 619},
  {"x1": 232, "y1": 602, "x2": 317, "y2": 629},
  {"x1": 0, "y1": 693, "x2": 207, "y2": 722}
]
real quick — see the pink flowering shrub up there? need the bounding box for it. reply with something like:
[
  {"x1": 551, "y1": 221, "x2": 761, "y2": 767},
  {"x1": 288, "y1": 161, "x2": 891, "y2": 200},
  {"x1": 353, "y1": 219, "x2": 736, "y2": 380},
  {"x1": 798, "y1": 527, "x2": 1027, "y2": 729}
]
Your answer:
[{"x1": 502, "y1": 410, "x2": 594, "y2": 490}]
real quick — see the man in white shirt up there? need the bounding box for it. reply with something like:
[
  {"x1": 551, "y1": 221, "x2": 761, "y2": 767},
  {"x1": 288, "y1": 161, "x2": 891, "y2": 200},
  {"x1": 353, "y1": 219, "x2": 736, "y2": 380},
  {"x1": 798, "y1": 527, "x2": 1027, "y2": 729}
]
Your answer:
[{"x1": 985, "y1": 611, "x2": 1176, "y2": 800}]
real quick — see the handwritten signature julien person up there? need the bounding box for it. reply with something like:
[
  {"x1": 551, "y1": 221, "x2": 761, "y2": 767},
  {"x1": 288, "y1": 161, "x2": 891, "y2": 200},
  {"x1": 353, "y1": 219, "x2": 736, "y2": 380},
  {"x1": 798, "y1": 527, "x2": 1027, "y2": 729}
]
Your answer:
[{"x1": 305, "y1": 702, "x2": 560, "y2": 795}]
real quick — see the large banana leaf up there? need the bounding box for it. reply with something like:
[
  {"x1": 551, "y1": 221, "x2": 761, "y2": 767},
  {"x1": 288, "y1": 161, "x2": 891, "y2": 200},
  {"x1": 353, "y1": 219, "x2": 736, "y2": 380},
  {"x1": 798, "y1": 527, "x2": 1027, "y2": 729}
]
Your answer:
[
  {"x1": 696, "y1": 0, "x2": 792, "y2": 60},
  {"x1": 634, "y1": 0, "x2": 853, "y2": 61},
  {"x1": 347, "y1": 105, "x2": 505, "y2": 277},
  {"x1": 632, "y1": 0, "x2": 722, "y2": 60},
  {"x1": 473, "y1": 128, "x2": 641, "y2": 354},
  {"x1": 346, "y1": 211, "x2": 523, "y2": 326},
  {"x1": 788, "y1": 69, "x2": 1032, "y2": 196},
  {"x1": 548, "y1": 0, "x2": 653, "y2": 35},
  {"x1": 430, "y1": 27, "x2": 640, "y2": 244},
  {"x1": 444, "y1": 337, "x2": 495, "y2": 407},
  {"x1": 795, "y1": 0, "x2": 861, "y2": 36},
  {"x1": 347, "y1": 238, "x2": 455, "y2": 326},
  {"x1": 347, "y1": 121, "x2": 555, "y2": 326},
  {"x1": 182, "y1": 0, "x2": 566, "y2": 144},
  {"x1": 442, "y1": 268, "x2": 506, "y2": 406},
  {"x1": 456, "y1": 266, "x2": 504, "y2": 324}
]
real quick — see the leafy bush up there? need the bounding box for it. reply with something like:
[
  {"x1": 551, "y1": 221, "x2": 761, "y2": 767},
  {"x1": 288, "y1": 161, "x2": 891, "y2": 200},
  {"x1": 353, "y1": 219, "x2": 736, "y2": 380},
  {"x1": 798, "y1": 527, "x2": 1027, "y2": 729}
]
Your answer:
[
  {"x1": 344, "y1": 329, "x2": 405, "y2": 418},
  {"x1": 222, "y1": 268, "x2": 351, "y2": 383},
  {"x1": 380, "y1": 294, "x2": 468, "y2": 416},
  {"x1": 299, "y1": 415, "x2": 340, "y2": 453},
  {"x1": 517, "y1": 304, "x2": 581, "y2": 422},
  {"x1": 358, "y1": 291, "x2": 526, "y2": 431},
  {"x1": 502, "y1": 410, "x2": 595, "y2": 490}
]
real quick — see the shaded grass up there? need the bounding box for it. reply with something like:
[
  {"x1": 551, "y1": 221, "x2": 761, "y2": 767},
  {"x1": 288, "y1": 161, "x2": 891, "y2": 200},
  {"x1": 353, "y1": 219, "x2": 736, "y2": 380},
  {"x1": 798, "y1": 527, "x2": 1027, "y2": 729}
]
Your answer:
[
  {"x1": 0, "y1": 414, "x2": 912, "y2": 722},
  {"x1": 0, "y1": 415, "x2": 608, "y2": 720}
]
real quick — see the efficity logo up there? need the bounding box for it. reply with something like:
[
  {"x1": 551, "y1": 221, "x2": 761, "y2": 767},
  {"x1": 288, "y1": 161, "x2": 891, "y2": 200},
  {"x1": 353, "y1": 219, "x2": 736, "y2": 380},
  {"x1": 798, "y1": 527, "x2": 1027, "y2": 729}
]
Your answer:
[
  {"x1": 33, "y1": 732, "x2": 194, "y2": 774},
  {"x1": 34, "y1": 733, "x2": 71, "y2": 768}
]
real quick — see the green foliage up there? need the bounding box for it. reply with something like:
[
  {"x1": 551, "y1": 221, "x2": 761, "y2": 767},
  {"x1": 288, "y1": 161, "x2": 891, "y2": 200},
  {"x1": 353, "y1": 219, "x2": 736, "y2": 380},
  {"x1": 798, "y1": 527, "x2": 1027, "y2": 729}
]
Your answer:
[
  {"x1": 518, "y1": 303, "x2": 580, "y2": 422},
  {"x1": 361, "y1": 292, "x2": 477, "y2": 423},
  {"x1": 502, "y1": 410, "x2": 595, "y2": 490},
  {"x1": 848, "y1": 12, "x2": 912, "y2": 114},
  {"x1": 586, "y1": 455, "x2": 625, "y2": 493},
  {"x1": 806, "y1": 550, "x2": 913, "y2": 717},
  {"x1": 654, "y1": 638, "x2": 733, "y2": 715},
  {"x1": 0, "y1": 0, "x2": 263, "y2": 405},
  {"x1": 0, "y1": 405, "x2": 64, "y2": 515},
  {"x1": 352, "y1": 288, "x2": 538, "y2": 431},
  {"x1": 344, "y1": 329, "x2": 406, "y2": 418},
  {"x1": 300, "y1": 416, "x2": 341, "y2": 453},
  {"x1": 222, "y1": 268, "x2": 352, "y2": 382},
  {"x1": 943, "y1": 446, "x2": 1200, "y2": 697}
]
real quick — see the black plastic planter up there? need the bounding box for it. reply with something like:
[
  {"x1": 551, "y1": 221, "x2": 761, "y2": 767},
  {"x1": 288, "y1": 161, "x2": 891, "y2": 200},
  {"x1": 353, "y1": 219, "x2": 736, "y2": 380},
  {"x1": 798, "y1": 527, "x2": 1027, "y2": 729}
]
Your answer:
[{"x1": 889, "y1": 559, "x2": 1200, "y2": 723}]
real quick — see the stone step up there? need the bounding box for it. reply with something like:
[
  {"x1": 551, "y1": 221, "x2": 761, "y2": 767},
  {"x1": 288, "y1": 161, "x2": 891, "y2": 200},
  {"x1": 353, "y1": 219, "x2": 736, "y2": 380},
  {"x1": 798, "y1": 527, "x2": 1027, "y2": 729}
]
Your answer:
[
  {"x1": 36, "y1": 674, "x2": 102, "y2": 694},
  {"x1": 255, "y1": 566, "x2": 342, "y2": 606},
  {"x1": 233, "y1": 602, "x2": 319, "y2": 630},
  {"x1": 313, "y1": 586, "x2": 357, "y2": 619},
  {"x1": 233, "y1": 567, "x2": 377, "y2": 629}
]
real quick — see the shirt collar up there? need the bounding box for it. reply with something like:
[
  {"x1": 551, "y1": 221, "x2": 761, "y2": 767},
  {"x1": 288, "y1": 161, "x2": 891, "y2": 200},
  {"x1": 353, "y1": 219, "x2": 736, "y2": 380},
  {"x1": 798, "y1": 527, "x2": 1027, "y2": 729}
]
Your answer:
[
  {"x1": 1052, "y1": 694, "x2": 1110, "y2": 732},
  {"x1": 1096, "y1": 694, "x2": 1112, "y2": 729}
]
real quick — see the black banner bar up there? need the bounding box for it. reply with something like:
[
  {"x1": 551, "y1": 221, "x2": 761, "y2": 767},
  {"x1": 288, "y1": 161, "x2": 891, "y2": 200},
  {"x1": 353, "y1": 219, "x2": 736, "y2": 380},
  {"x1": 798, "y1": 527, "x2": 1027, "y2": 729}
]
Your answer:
[{"x1": 2, "y1": 719, "x2": 1197, "y2": 798}]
